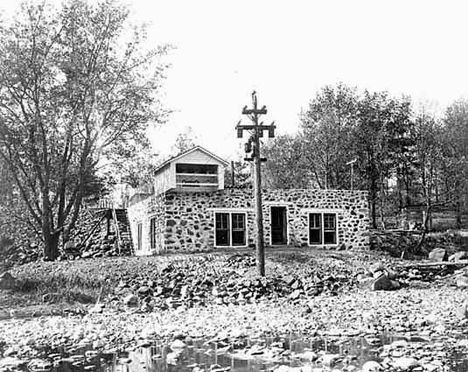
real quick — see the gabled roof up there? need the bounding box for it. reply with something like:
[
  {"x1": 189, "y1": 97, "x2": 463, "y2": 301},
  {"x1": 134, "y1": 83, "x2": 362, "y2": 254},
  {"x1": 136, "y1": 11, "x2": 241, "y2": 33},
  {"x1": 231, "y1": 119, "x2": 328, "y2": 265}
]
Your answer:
[{"x1": 154, "y1": 146, "x2": 229, "y2": 174}]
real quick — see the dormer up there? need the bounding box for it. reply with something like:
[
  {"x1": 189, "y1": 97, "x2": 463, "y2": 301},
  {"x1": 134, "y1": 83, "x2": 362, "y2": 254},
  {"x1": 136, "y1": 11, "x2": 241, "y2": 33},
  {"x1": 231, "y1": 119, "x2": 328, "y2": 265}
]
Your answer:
[{"x1": 153, "y1": 146, "x2": 229, "y2": 195}]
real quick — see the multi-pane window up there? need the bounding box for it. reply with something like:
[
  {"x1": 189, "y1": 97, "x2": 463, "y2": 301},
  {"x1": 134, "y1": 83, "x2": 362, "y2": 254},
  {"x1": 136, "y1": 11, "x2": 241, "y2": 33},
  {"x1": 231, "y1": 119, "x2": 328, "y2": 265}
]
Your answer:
[
  {"x1": 150, "y1": 217, "x2": 157, "y2": 249},
  {"x1": 309, "y1": 213, "x2": 322, "y2": 244},
  {"x1": 308, "y1": 212, "x2": 337, "y2": 245},
  {"x1": 323, "y1": 213, "x2": 336, "y2": 244},
  {"x1": 231, "y1": 213, "x2": 246, "y2": 246},
  {"x1": 215, "y1": 212, "x2": 246, "y2": 247}
]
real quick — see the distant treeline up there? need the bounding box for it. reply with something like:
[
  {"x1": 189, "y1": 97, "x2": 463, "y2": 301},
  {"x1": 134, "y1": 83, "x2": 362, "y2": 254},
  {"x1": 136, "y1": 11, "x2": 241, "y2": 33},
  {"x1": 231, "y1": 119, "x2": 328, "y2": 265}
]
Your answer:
[{"x1": 262, "y1": 83, "x2": 468, "y2": 230}]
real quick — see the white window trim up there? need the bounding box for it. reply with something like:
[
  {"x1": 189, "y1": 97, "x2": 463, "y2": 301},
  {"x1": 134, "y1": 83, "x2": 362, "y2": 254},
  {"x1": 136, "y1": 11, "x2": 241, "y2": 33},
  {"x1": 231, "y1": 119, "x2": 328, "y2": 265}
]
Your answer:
[
  {"x1": 136, "y1": 222, "x2": 143, "y2": 251},
  {"x1": 307, "y1": 211, "x2": 339, "y2": 247},
  {"x1": 269, "y1": 205, "x2": 290, "y2": 246},
  {"x1": 213, "y1": 210, "x2": 248, "y2": 248}
]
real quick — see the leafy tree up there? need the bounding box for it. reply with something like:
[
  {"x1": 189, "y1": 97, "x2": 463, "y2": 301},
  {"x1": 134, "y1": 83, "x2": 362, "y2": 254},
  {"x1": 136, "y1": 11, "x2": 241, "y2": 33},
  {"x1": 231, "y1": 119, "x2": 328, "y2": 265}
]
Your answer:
[
  {"x1": 263, "y1": 134, "x2": 310, "y2": 189},
  {"x1": 440, "y1": 100, "x2": 468, "y2": 227},
  {"x1": 0, "y1": 0, "x2": 169, "y2": 260},
  {"x1": 300, "y1": 83, "x2": 359, "y2": 189},
  {"x1": 172, "y1": 126, "x2": 198, "y2": 155}
]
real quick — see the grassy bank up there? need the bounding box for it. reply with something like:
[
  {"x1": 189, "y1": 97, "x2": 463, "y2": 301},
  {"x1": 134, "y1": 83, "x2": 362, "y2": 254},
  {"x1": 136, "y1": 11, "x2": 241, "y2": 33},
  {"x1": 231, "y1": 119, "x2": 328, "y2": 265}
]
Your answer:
[{"x1": 2, "y1": 248, "x2": 382, "y2": 310}]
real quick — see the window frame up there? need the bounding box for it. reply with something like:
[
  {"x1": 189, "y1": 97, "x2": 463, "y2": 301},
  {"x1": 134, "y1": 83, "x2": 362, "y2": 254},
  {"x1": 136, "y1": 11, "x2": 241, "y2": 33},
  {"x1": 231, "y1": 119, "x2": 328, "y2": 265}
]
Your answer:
[
  {"x1": 214, "y1": 211, "x2": 248, "y2": 248},
  {"x1": 150, "y1": 217, "x2": 157, "y2": 250},
  {"x1": 137, "y1": 222, "x2": 143, "y2": 251},
  {"x1": 308, "y1": 211, "x2": 338, "y2": 246}
]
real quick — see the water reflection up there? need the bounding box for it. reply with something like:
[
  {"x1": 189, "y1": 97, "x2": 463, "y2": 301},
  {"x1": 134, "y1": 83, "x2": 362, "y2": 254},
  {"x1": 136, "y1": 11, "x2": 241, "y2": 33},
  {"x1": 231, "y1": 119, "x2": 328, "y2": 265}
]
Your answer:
[{"x1": 48, "y1": 333, "x2": 468, "y2": 372}]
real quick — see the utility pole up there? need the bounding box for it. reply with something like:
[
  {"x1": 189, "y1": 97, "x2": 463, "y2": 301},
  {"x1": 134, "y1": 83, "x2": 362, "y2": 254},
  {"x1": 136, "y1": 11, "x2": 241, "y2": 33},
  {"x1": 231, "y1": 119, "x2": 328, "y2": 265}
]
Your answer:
[
  {"x1": 236, "y1": 91, "x2": 276, "y2": 276},
  {"x1": 346, "y1": 158, "x2": 357, "y2": 190}
]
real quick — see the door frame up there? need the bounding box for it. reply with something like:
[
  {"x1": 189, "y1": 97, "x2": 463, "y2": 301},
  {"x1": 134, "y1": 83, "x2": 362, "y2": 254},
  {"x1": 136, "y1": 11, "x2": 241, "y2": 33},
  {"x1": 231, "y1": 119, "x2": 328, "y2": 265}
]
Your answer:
[{"x1": 269, "y1": 205, "x2": 289, "y2": 246}]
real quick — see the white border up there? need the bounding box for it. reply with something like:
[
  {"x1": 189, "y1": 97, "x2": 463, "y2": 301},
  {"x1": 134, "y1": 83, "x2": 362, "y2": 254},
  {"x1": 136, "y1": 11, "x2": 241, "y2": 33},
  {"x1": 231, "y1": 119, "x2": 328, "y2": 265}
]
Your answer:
[
  {"x1": 213, "y1": 210, "x2": 249, "y2": 248},
  {"x1": 269, "y1": 205, "x2": 289, "y2": 245},
  {"x1": 307, "y1": 211, "x2": 339, "y2": 247}
]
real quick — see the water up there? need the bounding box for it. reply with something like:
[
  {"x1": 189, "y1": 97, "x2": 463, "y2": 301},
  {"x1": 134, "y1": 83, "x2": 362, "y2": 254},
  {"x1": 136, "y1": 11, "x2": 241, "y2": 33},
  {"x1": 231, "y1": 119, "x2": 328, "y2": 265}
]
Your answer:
[{"x1": 24, "y1": 333, "x2": 468, "y2": 372}]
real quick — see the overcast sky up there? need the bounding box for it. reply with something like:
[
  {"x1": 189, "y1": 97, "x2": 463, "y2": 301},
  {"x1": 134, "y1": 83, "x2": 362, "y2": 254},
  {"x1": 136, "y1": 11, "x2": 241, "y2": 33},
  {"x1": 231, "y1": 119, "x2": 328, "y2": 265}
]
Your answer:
[{"x1": 2, "y1": 0, "x2": 468, "y2": 161}]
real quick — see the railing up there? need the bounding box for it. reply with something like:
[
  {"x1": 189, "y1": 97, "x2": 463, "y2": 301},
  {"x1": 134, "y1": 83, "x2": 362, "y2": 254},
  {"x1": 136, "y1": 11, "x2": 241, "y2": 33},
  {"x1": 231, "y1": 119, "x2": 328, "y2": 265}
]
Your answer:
[{"x1": 112, "y1": 208, "x2": 121, "y2": 255}]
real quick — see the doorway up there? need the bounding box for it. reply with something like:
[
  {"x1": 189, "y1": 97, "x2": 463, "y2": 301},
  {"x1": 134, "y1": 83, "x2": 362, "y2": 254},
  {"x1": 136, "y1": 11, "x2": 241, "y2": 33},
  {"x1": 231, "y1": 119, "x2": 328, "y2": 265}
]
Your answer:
[{"x1": 271, "y1": 206, "x2": 287, "y2": 245}]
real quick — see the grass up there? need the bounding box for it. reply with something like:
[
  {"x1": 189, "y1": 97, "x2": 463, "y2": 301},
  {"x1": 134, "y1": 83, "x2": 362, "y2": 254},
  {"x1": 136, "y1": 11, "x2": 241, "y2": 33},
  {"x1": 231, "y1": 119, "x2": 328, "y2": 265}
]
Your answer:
[{"x1": 2, "y1": 248, "x2": 392, "y2": 310}]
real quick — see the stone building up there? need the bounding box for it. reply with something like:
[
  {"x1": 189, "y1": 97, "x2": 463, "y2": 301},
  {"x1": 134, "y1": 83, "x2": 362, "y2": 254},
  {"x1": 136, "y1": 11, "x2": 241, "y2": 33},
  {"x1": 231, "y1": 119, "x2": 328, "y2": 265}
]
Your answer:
[{"x1": 127, "y1": 146, "x2": 370, "y2": 255}]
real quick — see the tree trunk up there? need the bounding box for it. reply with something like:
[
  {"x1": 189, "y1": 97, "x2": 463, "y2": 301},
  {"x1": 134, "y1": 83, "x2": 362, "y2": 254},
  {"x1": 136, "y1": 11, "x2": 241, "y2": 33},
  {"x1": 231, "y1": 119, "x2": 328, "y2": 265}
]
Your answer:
[{"x1": 43, "y1": 232, "x2": 60, "y2": 261}]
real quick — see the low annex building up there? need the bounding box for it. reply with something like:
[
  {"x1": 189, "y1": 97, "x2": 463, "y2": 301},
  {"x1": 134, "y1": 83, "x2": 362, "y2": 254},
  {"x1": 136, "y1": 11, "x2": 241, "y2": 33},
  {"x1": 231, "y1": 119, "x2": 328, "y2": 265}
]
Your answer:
[{"x1": 127, "y1": 146, "x2": 370, "y2": 255}]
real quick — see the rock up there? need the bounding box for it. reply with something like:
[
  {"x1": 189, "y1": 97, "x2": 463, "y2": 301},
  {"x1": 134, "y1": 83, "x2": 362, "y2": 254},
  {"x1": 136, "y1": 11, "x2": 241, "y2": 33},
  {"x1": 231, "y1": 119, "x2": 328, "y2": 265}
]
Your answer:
[
  {"x1": 371, "y1": 274, "x2": 393, "y2": 291},
  {"x1": 123, "y1": 294, "x2": 138, "y2": 306},
  {"x1": 362, "y1": 361, "x2": 383, "y2": 372},
  {"x1": 137, "y1": 286, "x2": 151, "y2": 295},
  {"x1": 455, "y1": 302, "x2": 468, "y2": 319},
  {"x1": 390, "y1": 280, "x2": 401, "y2": 290},
  {"x1": 449, "y1": 251, "x2": 468, "y2": 261},
  {"x1": 0, "y1": 272, "x2": 16, "y2": 289},
  {"x1": 392, "y1": 357, "x2": 419, "y2": 371},
  {"x1": 170, "y1": 339, "x2": 186, "y2": 350},
  {"x1": 318, "y1": 353, "x2": 341, "y2": 366},
  {"x1": 428, "y1": 248, "x2": 447, "y2": 262},
  {"x1": 456, "y1": 275, "x2": 468, "y2": 288},
  {"x1": 0, "y1": 357, "x2": 26, "y2": 369}
]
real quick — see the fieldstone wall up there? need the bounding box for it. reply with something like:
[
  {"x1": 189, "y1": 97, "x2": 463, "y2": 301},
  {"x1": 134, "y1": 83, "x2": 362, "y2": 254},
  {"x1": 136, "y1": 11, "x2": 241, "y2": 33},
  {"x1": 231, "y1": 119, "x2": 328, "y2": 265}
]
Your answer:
[
  {"x1": 127, "y1": 187, "x2": 369, "y2": 254},
  {"x1": 128, "y1": 193, "x2": 166, "y2": 255}
]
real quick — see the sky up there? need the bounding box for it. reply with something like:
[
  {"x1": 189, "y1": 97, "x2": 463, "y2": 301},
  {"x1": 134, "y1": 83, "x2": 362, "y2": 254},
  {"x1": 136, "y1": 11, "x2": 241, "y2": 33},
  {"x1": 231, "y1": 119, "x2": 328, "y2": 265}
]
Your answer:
[{"x1": 2, "y1": 0, "x2": 468, "y2": 162}]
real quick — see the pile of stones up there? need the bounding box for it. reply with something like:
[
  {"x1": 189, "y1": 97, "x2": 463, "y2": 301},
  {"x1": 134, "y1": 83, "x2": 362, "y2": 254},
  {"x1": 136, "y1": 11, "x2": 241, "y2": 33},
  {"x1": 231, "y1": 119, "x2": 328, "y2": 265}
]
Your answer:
[
  {"x1": 63, "y1": 209, "x2": 132, "y2": 259},
  {"x1": 115, "y1": 254, "x2": 357, "y2": 310}
]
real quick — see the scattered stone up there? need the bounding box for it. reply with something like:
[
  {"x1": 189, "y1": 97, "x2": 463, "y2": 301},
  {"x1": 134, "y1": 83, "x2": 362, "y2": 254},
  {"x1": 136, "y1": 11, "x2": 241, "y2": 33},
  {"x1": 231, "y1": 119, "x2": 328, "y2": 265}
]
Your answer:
[
  {"x1": 392, "y1": 357, "x2": 419, "y2": 371},
  {"x1": 362, "y1": 361, "x2": 383, "y2": 372},
  {"x1": 428, "y1": 248, "x2": 447, "y2": 262},
  {"x1": 123, "y1": 294, "x2": 138, "y2": 306},
  {"x1": 371, "y1": 274, "x2": 393, "y2": 291},
  {"x1": 0, "y1": 272, "x2": 16, "y2": 289},
  {"x1": 456, "y1": 275, "x2": 468, "y2": 288},
  {"x1": 449, "y1": 251, "x2": 468, "y2": 262}
]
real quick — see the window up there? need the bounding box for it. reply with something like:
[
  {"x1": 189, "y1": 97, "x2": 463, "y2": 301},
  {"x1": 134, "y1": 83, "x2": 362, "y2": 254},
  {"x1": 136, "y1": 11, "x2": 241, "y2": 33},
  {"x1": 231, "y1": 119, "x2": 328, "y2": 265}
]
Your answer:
[
  {"x1": 150, "y1": 217, "x2": 157, "y2": 249},
  {"x1": 309, "y1": 213, "x2": 322, "y2": 244},
  {"x1": 215, "y1": 213, "x2": 230, "y2": 246},
  {"x1": 323, "y1": 213, "x2": 336, "y2": 244},
  {"x1": 137, "y1": 223, "x2": 142, "y2": 250},
  {"x1": 215, "y1": 212, "x2": 247, "y2": 247},
  {"x1": 176, "y1": 163, "x2": 219, "y2": 188},
  {"x1": 231, "y1": 213, "x2": 246, "y2": 246},
  {"x1": 308, "y1": 212, "x2": 337, "y2": 245}
]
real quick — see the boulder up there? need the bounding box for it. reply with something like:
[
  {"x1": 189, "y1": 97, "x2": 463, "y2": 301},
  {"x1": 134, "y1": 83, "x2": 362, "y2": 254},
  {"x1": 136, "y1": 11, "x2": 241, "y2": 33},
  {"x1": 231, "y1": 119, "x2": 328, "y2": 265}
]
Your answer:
[
  {"x1": 392, "y1": 357, "x2": 419, "y2": 371},
  {"x1": 123, "y1": 294, "x2": 138, "y2": 306},
  {"x1": 371, "y1": 274, "x2": 393, "y2": 291},
  {"x1": 0, "y1": 272, "x2": 16, "y2": 290},
  {"x1": 362, "y1": 361, "x2": 383, "y2": 372},
  {"x1": 457, "y1": 275, "x2": 468, "y2": 288},
  {"x1": 428, "y1": 248, "x2": 447, "y2": 262}
]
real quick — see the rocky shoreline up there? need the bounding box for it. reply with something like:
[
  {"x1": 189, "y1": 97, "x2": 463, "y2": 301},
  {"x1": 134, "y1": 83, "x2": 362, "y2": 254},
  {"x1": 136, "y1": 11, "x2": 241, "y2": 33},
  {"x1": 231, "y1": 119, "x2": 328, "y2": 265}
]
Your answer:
[
  {"x1": 1, "y1": 285, "x2": 468, "y2": 371},
  {"x1": 2, "y1": 250, "x2": 468, "y2": 371}
]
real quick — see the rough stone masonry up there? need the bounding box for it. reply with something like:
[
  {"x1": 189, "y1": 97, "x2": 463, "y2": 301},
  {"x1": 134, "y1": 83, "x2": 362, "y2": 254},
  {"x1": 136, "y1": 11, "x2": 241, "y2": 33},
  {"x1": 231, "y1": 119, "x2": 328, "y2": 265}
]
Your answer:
[{"x1": 128, "y1": 187, "x2": 369, "y2": 255}]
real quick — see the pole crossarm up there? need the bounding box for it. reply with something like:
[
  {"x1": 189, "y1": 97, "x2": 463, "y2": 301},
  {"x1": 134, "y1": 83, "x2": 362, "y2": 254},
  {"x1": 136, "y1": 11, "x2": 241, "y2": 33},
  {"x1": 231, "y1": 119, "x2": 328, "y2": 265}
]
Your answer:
[{"x1": 234, "y1": 91, "x2": 276, "y2": 277}]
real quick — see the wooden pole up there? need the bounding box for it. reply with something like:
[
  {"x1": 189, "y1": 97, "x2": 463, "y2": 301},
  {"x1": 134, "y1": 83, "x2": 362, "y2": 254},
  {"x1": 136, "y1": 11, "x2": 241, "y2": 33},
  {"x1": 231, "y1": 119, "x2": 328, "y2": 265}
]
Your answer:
[
  {"x1": 252, "y1": 94, "x2": 265, "y2": 276},
  {"x1": 235, "y1": 91, "x2": 275, "y2": 277}
]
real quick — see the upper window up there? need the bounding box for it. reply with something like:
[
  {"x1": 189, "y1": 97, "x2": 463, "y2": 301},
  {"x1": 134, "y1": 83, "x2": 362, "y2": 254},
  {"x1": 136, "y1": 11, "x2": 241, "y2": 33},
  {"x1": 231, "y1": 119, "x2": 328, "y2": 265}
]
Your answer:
[
  {"x1": 308, "y1": 212, "x2": 337, "y2": 245},
  {"x1": 176, "y1": 163, "x2": 218, "y2": 188}
]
